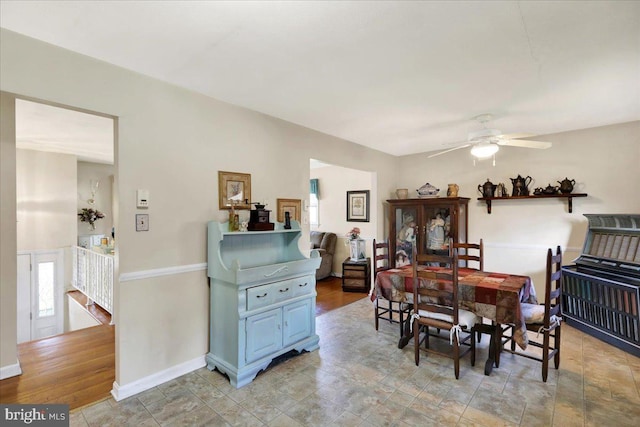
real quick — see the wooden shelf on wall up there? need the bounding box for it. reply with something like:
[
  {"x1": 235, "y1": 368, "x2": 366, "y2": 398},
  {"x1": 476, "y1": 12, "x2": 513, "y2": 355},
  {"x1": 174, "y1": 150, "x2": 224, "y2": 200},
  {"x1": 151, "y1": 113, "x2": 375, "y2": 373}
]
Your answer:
[{"x1": 477, "y1": 193, "x2": 588, "y2": 214}]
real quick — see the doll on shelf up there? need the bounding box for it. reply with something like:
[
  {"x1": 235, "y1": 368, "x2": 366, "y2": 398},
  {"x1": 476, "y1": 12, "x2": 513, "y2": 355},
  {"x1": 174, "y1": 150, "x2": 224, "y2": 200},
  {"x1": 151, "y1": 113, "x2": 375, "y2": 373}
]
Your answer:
[
  {"x1": 397, "y1": 215, "x2": 416, "y2": 244},
  {"x1": 427, "y1": 213, "x2": 446, "y2": 250}
]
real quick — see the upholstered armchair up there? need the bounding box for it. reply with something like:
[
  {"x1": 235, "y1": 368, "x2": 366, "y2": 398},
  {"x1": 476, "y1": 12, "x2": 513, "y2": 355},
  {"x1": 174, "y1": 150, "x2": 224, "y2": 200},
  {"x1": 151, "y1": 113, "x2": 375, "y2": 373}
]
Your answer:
[{"x1": 310, "y1": 231, "x2": 337, "y2": 280}]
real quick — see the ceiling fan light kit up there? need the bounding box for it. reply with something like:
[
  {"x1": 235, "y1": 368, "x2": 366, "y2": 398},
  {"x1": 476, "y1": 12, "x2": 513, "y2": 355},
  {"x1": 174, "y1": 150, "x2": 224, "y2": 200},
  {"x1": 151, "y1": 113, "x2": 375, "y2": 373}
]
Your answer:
[{"x1": 470, "y1": 143, "x2": 499, "y2": 158}]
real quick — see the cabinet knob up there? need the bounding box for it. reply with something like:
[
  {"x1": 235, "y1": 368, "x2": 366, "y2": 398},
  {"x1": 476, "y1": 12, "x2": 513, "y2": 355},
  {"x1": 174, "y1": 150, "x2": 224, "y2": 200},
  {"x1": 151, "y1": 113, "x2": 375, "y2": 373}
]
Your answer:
[
  {"x1": 256, "y1": 293, "x2": 268, "y2": 298},
  {"x1": 279, "y1": 288, "x2": 290, "y2": 293},
  {"x1": 299, "y1": 282, "x2": 308, "y2": 287}
]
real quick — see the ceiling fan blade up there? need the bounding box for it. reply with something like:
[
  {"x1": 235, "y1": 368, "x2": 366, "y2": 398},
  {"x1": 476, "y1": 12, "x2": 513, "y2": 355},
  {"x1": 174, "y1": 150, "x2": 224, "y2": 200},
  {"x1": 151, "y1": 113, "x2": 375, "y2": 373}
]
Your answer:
[
  {"x1": 427, "y1": 143, "x2": 471, "y2": 158},
  {"x1": 498, "y1": 139, "x2": 552, "y2": 149},
  {"x1": 499, "y1": 133, "x2": 536, "y2": 140}
]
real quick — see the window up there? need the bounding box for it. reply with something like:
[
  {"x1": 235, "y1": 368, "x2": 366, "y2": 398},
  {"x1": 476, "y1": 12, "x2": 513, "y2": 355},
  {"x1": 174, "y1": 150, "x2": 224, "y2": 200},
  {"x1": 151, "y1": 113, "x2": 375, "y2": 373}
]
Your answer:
[
  {"x1": 309, "y1": 193, "x2": 319, "y2": 226},
  {"x1": 37, "y1": 261, "x2": 55, "y2": 317},
  {"x1": 309, "y1": 178, "x2": 319, "y2": 226}
]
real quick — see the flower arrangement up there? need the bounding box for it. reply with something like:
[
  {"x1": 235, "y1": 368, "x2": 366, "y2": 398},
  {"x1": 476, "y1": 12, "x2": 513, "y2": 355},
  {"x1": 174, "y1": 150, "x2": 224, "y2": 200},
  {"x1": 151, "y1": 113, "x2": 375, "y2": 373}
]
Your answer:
[
  {"x1": 78, "y1": 208, "x2": 105, "y2": 229},
  {"x1": 346, "y1": 227, "x2": 361, "y2": 240}
]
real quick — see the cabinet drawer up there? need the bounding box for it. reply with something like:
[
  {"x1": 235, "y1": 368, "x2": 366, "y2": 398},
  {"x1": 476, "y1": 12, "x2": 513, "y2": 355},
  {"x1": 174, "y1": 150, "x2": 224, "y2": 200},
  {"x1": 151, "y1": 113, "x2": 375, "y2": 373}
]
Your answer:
[
  {"x1": 343, "y1": 278, "x2": 365, "y2": 286},
  {"x1": 247, "y1": 276, "x2": 314, "y2": 311},
  {"x1": 291, "y1": 276, "x2": 314, "y2": 297},
  {"x1": 273, "y1": 281, "x2": 294, "y2": 303},
  {"x1": 343, "y1": 269, "x2": 366, "y2": 278},
  {"x1": 247, "y1": 284, "x2": 275, "y2": 311}
]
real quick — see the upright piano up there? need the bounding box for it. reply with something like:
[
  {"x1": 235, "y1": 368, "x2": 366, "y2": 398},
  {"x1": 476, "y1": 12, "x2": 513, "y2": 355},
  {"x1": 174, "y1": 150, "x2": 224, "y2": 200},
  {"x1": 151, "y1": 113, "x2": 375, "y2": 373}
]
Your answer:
[{"x1": 562, "y1": 214, "x2": 640, "y2": 357}]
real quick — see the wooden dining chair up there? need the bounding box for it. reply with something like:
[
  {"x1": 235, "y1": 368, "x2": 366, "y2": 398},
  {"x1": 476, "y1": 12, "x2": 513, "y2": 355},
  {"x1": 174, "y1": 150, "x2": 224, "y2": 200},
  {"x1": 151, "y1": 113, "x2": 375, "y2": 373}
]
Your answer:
[
  {"x1": 453, "y1": 239, "x2": 483, "y2": 271},
  {"x1": 412, "y1": 248, "x2": 479, "y2": 379},
  {"x1": 501, "y1": 246, "x2": 562, "y2": 382},
  {"x1": 373, "y1": 239, "x2": 409, "y2": 336}
]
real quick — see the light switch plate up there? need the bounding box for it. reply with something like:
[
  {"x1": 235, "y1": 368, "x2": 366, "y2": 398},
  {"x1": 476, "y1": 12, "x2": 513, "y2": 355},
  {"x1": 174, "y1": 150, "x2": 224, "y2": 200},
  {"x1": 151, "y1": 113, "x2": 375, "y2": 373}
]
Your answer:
[{"x1": 136, "y1": 214, "x2": 149, "y2": 231}]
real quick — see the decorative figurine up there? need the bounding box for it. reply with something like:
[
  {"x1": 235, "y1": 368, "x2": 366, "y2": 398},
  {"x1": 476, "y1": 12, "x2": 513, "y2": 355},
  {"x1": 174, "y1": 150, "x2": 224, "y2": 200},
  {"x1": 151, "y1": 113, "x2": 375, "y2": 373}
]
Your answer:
[{"x1": 284, "y1": 211, "x2": 292, "y2": 229}]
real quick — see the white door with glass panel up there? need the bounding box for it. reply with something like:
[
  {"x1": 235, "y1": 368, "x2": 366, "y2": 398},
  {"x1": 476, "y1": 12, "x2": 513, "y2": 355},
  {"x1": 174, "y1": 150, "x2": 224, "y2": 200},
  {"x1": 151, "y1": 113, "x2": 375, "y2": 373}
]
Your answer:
[{"x1": 17, "y1": 250, "x2": 64, "y2": 343}]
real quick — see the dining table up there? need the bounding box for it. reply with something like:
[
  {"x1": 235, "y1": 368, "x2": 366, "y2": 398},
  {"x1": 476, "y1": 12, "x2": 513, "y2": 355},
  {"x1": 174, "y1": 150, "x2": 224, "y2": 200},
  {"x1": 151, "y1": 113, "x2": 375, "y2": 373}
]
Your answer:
[{"x1": 373, "y1": 264, "x2": 537, "y2": 375}]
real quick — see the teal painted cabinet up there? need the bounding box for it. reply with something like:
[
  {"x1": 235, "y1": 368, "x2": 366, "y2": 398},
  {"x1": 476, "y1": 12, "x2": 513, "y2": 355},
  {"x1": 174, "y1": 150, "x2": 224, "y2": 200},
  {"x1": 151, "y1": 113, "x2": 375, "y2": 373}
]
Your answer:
[{"x1": 206, "y1": 220, "x2": 321, "y2": 388}]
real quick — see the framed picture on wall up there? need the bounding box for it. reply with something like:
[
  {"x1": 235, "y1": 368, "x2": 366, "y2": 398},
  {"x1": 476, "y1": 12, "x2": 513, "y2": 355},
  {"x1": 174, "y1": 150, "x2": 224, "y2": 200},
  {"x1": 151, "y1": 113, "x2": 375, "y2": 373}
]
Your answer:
[
  {"x1": 346, "y1": 190, "x2": 369, "y2": 222},
  {"x1": 277, "y1": 198, "x2": 301, "y2": 223},
  {"x1": 218, "y1": 171, "x2": 251, "y2": 210}
]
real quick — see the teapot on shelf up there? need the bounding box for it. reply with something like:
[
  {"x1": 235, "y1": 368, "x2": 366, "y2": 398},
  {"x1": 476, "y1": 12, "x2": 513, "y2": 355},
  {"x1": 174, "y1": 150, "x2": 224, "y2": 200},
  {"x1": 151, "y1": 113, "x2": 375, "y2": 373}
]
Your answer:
[
  {"x1": 510, "y1": 174, "x2": 533, "y2": 196},
  {"x1": 558, "y1": 177, "x2": 576, "y2": 194},
  {"x1": 478, "y1": 179, "x2": 497, "y2": 198},
  {"x1": 542, "y1": 184, "x2": 559, "y2": 195}
]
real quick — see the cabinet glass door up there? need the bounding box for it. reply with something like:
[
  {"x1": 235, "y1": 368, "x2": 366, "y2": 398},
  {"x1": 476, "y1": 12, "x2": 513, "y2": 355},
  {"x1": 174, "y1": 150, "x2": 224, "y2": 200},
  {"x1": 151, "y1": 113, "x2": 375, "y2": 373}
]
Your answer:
[
  {"x1": 394, "y1": 207, "x2": 418, "y2": 266},
  {"x1": 421, "y1": 205, "x2": 452, "y2": 256}
]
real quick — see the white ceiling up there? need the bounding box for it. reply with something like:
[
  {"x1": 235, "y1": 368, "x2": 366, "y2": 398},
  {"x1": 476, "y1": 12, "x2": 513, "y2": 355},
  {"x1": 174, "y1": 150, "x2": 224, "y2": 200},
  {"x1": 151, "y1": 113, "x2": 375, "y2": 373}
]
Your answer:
[
  {"x1": 2, "y1": 1, "x2": 639, "y2": 159},
  {"x1": 16, "y1": 99, "x2": 114, "y2": 164}
]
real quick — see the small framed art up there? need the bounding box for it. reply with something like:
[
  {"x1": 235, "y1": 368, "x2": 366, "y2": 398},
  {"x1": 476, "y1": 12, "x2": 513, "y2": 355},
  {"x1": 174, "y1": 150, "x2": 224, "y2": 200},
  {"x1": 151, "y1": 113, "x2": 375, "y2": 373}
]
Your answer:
[
  {"x1": 346, "y1": 190, "x2": 370, "y2": 222},
  {"x1": 218, "y1": 171, "x2": 251, "y2": 210},
  {"x1": 277, "y1": 198, "x2": 301, "y2": 223}
]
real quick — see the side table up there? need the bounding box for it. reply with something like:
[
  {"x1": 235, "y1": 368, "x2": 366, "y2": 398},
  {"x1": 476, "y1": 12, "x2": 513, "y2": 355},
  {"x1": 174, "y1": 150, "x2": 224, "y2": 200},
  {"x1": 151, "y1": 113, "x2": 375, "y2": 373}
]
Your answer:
[{"x1": 342, "y1": 257, "x2": 371, "y2": 293}]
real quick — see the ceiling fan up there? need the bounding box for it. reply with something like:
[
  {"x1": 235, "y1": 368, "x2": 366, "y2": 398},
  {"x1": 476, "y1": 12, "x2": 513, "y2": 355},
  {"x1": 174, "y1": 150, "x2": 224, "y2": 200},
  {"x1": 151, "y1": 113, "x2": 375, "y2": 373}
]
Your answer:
[{"x1": 428, "y1": 114, "x2": 552, "y2": 161}]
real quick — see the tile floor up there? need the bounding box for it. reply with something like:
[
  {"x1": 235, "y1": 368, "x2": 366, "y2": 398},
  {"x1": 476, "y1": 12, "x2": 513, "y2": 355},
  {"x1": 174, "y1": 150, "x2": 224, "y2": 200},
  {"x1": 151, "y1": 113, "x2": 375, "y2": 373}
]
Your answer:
[{"x1": 71, "y1": 297, "x2": 640, "y2": 426}]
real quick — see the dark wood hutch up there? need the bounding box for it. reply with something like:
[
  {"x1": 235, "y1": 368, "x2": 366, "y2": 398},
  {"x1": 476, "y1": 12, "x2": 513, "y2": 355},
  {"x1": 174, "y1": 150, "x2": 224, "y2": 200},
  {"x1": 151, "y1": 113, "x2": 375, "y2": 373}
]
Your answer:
[{"x1": 386, "y1": 197, "x2": 469, "y2": 268}]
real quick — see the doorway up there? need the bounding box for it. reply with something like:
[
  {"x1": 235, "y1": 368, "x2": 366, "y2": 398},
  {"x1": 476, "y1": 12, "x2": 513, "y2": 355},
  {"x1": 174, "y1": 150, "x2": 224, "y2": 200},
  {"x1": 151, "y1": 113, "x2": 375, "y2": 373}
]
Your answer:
[
  {"x1": 16, "y1": 250, "x2": 64, "y2": 343},
  {"x1": 15, "y1": 98, "x2": 115, "y2": 343}
]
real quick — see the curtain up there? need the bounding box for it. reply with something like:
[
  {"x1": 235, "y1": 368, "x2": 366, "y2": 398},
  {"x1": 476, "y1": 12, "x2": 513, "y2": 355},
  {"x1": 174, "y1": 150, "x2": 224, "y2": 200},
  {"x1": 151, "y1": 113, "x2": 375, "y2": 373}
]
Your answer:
[{"x1": 309, "y1": 179, "x2": 319, "y2": 196}]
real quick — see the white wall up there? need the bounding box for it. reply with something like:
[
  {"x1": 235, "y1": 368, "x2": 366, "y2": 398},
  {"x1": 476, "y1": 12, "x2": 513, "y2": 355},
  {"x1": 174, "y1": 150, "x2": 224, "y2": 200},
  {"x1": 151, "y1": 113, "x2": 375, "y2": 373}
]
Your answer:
[
  {"x1": 397, "y1": 121, "x2": 640, "y2": 297},
  {"x1": 16, "y1": 149, "x2": 77, "y2": 252},
  {"x1": 66, "y1": 295, "x2": 100, "y2": 332},
  {"x1": 77, "y1": 161, "x2": 115, "y2": 239},
  {"x1": 311, "y1": 164, "x2": 376, "y2": 275},
  {"x1": 0, "y1": 29, "x2": 399, "y2": 387}
]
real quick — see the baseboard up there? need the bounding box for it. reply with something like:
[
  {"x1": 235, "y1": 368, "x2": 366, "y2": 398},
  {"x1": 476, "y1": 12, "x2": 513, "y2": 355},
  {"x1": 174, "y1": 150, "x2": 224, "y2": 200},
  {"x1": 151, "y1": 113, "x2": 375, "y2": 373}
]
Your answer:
[
  {"x1": 0, "y1": 362, "x2": 22, "y2": 380},
  {"x1": 111, "y1": 355, "x2": 206, "y2": 401}
]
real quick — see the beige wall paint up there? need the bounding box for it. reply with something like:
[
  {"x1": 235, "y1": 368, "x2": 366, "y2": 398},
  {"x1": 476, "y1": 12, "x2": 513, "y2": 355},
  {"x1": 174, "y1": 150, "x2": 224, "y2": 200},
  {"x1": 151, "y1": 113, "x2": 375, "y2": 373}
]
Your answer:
[
  {"x1": 397, "y1": 120, "x2": 640, "y2": 297},
  {"x1": 0, "y1": 92, "x2": 18, "y2": 372},
  {"x1": 16, "y1": 149, "x2": 77, "y2": 252},
  {"x1": 311, "y1": 164, "x2": 376, "y2": 275},
  {"x1": 0, "y1": 29, "x2": 398, "y2": 386}
]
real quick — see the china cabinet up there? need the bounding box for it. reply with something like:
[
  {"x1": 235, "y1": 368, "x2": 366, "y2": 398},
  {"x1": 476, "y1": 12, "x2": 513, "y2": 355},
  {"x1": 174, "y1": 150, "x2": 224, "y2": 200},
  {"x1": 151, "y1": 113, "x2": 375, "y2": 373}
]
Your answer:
[
  {"x1": 206, "y1": 220, "x2": 321, "y2": 388},
  {"x1": 386, "y1": 197, "x2": 469, "y2": 268}
]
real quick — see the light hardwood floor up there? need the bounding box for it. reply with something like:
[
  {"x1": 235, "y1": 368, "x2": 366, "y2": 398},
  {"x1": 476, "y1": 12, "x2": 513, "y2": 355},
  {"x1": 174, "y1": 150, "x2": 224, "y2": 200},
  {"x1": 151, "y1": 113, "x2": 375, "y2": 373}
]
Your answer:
[{"x1": 0, "y1": 324, "x2": 115, "y2": 410}]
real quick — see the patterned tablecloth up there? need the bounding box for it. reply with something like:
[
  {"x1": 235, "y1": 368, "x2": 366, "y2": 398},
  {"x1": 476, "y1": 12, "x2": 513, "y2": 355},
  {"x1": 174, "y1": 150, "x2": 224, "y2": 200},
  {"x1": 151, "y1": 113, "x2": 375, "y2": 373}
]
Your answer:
[{"x1": 374, "y1": 265, "x2": 537, "y2": 349}]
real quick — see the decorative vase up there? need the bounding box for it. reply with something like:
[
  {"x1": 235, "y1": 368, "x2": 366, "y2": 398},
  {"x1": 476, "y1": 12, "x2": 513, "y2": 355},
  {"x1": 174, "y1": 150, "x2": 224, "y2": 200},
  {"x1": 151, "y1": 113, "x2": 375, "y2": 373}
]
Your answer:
[
  {"x1": 396, "y1": 188, "x2": 409, "y2": 199},
  {"x1": 447, "y1": 183, "x2": 459, "y2": 197},
  {"x1": 349, "y1": 238, "x2": 366, "y2": 261}
]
